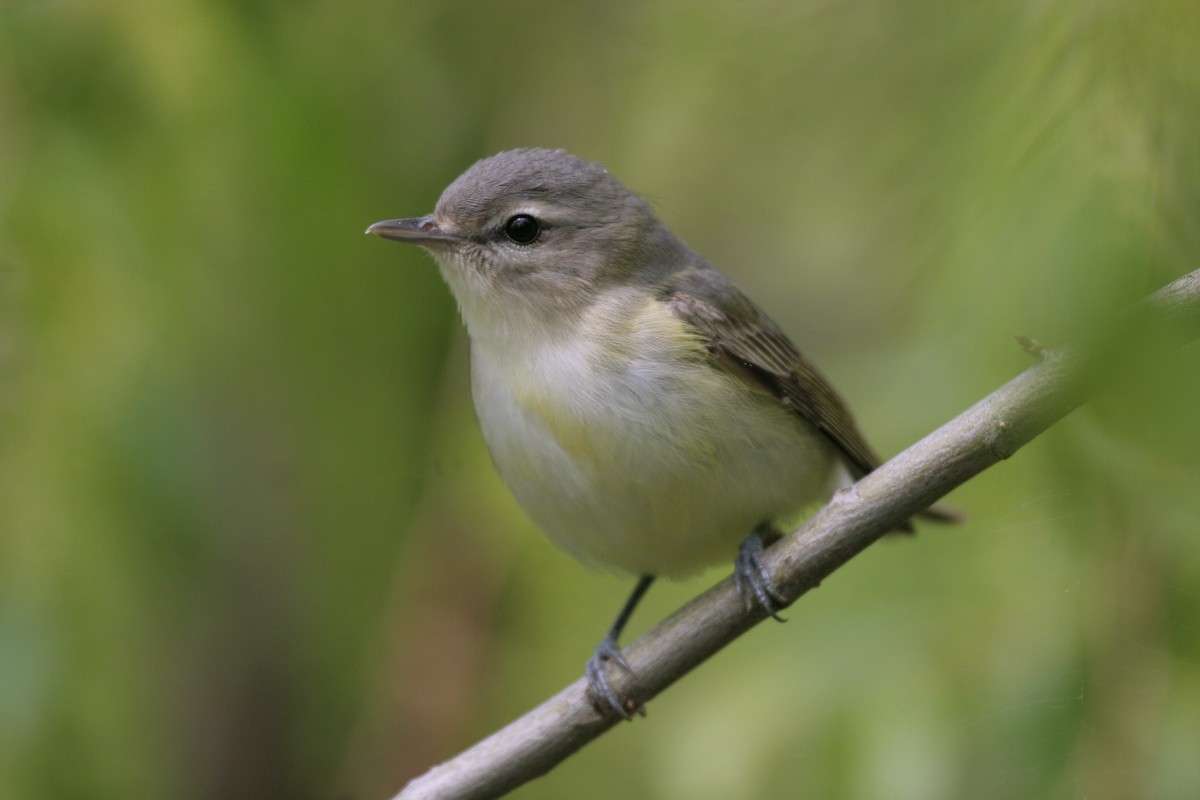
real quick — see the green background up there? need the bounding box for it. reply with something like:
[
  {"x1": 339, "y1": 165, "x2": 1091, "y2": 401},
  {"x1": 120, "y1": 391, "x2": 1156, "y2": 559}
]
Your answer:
[{"x1": 3, "y1": 2, "x2": 1199, "y2": 798}]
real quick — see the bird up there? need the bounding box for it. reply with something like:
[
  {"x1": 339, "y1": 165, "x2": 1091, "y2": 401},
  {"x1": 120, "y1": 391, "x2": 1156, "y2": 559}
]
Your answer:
[{"x1": 367, "y1": 148, "x2": 955, "y2": 718}]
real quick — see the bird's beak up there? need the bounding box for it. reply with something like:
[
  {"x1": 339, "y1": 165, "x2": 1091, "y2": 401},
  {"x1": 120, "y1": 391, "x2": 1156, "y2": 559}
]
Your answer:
[{"x1": 365, "y1": 215, "x2": 460, "y2": 247}]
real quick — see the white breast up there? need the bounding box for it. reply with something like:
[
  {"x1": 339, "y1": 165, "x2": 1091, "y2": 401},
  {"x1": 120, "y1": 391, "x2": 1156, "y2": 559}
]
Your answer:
[{"x1": 468, "y1": 293, "x2": 837, "y2": 577}]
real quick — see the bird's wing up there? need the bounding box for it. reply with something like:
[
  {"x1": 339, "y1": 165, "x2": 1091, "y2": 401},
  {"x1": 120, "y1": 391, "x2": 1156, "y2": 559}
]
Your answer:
[{"x1": 659, "y1": 266, "x2": 882, "y2": 479}]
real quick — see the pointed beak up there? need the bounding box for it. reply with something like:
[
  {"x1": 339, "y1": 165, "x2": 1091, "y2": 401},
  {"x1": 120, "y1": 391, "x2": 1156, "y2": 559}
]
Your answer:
[{"x1": 365, "y1": 215, "x2": 460, "y2": 247}]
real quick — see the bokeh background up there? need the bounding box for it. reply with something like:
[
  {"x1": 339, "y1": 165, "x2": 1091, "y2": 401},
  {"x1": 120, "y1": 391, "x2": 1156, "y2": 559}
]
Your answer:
[{"x1": 3, "y1": 1, "x2": 1200, "y2": 799}]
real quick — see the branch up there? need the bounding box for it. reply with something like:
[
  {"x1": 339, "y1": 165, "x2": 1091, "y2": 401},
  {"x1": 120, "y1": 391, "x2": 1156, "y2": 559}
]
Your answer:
[{"x1": 394, "y1": 268, "x2": 1200, "y2": 800}]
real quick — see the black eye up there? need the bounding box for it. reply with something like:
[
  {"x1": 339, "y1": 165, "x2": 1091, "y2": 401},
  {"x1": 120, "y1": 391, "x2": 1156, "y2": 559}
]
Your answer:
[{"x1": 504, "y1": 214, "x2": 540, "y2": 245}]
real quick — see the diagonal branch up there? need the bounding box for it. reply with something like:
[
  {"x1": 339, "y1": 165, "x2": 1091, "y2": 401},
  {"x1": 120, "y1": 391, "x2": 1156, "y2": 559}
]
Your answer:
[{"x1": 394, "y1": 268, "x2": 1200, "y2": 800}]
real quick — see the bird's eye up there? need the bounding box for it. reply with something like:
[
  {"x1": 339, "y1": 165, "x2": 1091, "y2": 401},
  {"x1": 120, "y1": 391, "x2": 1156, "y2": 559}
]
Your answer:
[{"x1": 504, "y1": 214, "x2": 541, "y2": 245}]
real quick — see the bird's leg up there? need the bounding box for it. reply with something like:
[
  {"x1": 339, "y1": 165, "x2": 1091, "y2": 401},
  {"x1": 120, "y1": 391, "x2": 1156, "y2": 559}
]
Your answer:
[
  {"x1": 734, "y1": 523, "x2": 788, "y2": 620},
  {"x1": 585, "y1": 574, "x2": 655, "y2": 719}
]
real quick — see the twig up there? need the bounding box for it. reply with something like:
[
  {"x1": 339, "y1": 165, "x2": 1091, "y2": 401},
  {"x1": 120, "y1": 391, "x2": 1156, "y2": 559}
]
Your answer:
[{"x1": 393, "y1": 268, "x2": 1200, "y2": 800}]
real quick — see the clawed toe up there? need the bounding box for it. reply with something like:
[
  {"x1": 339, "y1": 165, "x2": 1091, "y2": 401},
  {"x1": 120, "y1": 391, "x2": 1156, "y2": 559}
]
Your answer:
[
  {"x1": 585, "y1": 637, "x2": 641, "y2": 719},
  {"x1": 735, "y1": 528, "x2": 788, "y2": 620}
]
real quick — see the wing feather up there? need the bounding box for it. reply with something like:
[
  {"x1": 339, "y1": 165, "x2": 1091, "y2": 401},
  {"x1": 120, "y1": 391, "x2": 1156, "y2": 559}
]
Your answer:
[{"x1": 659, "y1": 266, "x2": 882, "y2": 479}]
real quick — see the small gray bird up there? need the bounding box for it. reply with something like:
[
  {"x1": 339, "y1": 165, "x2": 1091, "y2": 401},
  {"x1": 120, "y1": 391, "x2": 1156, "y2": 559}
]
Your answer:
[{"x1": 368, "y1": 149, "x2": 953, "y2": 718}]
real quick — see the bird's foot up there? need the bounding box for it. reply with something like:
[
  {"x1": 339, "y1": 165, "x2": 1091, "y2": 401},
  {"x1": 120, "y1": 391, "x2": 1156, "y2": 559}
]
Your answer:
[
  {"x1": 734, "y1": 527, "x2": 789, "y2": 620},
  {"x1": 585, "y1": 635, "x2": 643, "y2": 720}
]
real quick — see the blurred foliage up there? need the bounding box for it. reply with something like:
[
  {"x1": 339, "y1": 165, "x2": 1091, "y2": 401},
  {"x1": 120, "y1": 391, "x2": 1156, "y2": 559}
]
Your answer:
[{"x1": 2, "y1": 1, "x2": 1199, "y2": 799}]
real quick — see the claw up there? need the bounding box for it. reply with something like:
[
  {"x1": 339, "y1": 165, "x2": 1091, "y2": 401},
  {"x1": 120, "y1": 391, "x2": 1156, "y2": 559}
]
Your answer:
[
  {"x1": 585, "y1": 636, "x2": 642, "y2": 719},
  {"x1": 735, "y1": 528, "x2": 788, "y2": 620}
]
